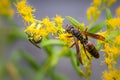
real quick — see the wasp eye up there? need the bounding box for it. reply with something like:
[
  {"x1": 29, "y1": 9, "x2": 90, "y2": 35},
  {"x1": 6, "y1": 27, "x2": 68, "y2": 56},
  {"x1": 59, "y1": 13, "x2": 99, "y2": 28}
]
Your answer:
[{"x1": 66, "y1": 25, "x2": 74, "y2": 33}]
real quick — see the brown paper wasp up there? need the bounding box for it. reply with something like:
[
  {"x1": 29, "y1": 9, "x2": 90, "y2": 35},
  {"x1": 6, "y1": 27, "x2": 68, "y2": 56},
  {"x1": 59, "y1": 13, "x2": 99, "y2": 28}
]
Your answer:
[{"x1": 66, "y1": 25, "x2": 105, "y2": 64}]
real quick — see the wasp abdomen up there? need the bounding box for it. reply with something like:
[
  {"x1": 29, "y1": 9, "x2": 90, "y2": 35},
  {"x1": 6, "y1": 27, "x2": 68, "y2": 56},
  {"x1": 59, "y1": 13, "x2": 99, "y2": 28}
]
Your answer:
[{"x1": 85, "y1": 41, "x2": 99, "y2": 58}]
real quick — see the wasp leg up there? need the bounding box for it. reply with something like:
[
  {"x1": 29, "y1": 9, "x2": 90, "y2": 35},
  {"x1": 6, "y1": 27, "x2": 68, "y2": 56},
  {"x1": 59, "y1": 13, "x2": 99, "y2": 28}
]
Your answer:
[
  {"x1": 74, "y1": 37, "x2": 83, "y2": 65},
  {"x1": 84, "y1": 28, "x2": 88, "y2": 40},
  {"x1": 69, "y1": 42, "x2": 76, "y2": 48},
  {"x1": 28, "y1": 39, "x2": 41, "y2": 49}
]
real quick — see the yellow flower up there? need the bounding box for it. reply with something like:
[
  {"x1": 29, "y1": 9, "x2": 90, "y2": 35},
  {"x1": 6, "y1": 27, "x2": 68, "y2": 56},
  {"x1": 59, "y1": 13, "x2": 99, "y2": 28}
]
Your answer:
[
  {"x1": 16, "y1": 0, "x2": 35, "y2": 23},
  {"x1": 103, "y1": 43, "x2": 120, "y2": 56},
  {"x1": 106, "y1": 18, "x2": 120, "y2": 29},
  {"x1": 116, "y1": 6, "x2": 120, "y2": 17},
  {"x1": 103, "y1": 0, "x2": 116, "y2": 7},
  {"x1": 54, "y1": 15, "x2": 64, "y2": 33},
  {"x1": 38, "y1": 28, "x2": 48, "y2": 37},
  {"x1": 93, "y1": 0, "x2": 101, "y2": 7},
  {"x1": 42, "y1": 17, "x2": 51, "y2": 27},
  {"x1": 0, "y1": 0, "x2": 14, "y2": 16},
  {"x1": 107, "y1": 0, "x2": 116, "y2": 6},
  {"x1": 102, "y1": 70, "x2": 120, "y2": 80},
  {"x1": 104, "y1": 58, "x2": 112, "y2": 65},
  {"x1": 86, "y1": 6, "x2": 101, "y2": 21},
  {"x1": 54, "y1": 15, "x2": 64, "y2": 24},
  {"x1": 24, "y1": 23, "x2": 36, "y2": 36},
  {"x1": 25, "y1": 23, "x2": 48, "y2": 42},
  {"x1": 46, "y1": 24, "x2": 57, "y2": 35},
  {"x1": 115, "y1": 35, "x2": 120, "y2": 44},
  {"x1": 57, "y1": 33, "x2": 73, "y2": 45}
]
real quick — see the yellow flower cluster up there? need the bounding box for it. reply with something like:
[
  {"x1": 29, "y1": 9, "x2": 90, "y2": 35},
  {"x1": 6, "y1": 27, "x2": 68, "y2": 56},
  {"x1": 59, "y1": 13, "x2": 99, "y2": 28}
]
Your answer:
[
  {"x1": 57, "y1": 33, "x2": 73, "y2": 45},
  {"x1": 116, "y1": 6, "x2": 120, "y2": 17},
  {"x1": 24, "y1": 15, "x2": 64, "y2": 42},
  {"x1": 16, "y1": 0, "x2": 68, "y2": 43},
  {"x1": 87, "y1": 0, "x2": 117, "y2": 22},
  {"x1": 15, "y1": 0, "x2": 35, "y2": 23},
  {"x1": 106, "y1": 17, "x2": 120, "y2": 29},
  {"x1": 102, "y1": 69, "x2": 120, "y2": 80},
  {"x1": 103, "y1": 0, "x2": 116, "y2": 7},
  {"x1": 102, "y1": 42, "x2": 120, "y2": 69},
  {"x1": 0, "y1": 0, "x2": 14, "y2": 16},
  {"x1": 93, "y1": 0, "x2": 101, "y2": 7},
  {"x1": 86, "y1": 0, "x2": 102, "y2": 22},
  {"x1": 115, "y1": 35, "x2": 120, "y2": 44},
  {"x1": 87, "y1": 6, "x2": 101, "y2": 21}
]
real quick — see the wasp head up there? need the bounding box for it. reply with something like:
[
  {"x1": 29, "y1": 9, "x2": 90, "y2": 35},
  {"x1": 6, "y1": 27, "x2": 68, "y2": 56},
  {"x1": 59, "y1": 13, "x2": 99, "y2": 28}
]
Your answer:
[{"x1": 66, "y1": 24, "x2": 74, "y2": 33}]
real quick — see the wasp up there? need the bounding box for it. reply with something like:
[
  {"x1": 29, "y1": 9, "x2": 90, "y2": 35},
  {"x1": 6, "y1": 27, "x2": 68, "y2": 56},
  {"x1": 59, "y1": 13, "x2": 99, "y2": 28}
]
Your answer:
[
  {"x1": 27, "y1": 34, "x2": 42, "y2": 48},
  {"x1": 66, "y1": 25, "x2": 105, "y2": 64}
]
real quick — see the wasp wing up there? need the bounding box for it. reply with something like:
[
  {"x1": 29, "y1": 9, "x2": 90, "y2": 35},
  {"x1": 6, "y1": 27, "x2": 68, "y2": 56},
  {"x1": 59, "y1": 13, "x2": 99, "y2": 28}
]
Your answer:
[
  {"x1": 83, "y1": 32, "x2": 105, "y2": 41},
  {"x1": 74, "y1": 37, "x2": 83, "y2": 65}
]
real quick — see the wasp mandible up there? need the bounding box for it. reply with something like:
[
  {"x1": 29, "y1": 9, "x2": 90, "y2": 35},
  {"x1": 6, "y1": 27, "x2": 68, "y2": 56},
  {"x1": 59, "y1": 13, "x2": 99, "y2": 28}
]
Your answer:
[{"x1": 66, "y1": 25, "x2": 105, "y2": 64}]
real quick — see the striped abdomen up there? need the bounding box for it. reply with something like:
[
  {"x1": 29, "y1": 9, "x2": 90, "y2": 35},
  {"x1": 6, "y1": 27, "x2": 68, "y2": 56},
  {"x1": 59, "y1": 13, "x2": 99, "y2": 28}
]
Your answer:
[{"x1": 85, "y1": 41, "x2": 99, "y2": 58}]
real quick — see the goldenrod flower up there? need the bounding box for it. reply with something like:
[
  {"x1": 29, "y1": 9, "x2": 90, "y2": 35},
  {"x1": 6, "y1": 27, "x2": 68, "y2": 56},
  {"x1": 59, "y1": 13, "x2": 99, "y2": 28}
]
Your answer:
[
  {"x1": 103, "y1": 43, "x2": 120, "y2": 56},
  {"x1": 25, "y1": 23, "x2": 48, "y2": 42},
  {"x1": 0, "y1": 0, "x2": 14, "y2": 16},
  {"x1": 116, "y1": 6, "x2": 120, "y2": 17},
  {"x1": 16, "y1": 0, "x2": 35, "y2": 23},
  {"x1": 24, "y1": 23, "x2": 36, "y2": 36},
  {"x1": 54, "y1": 15, "x2": 64, "y2": 33},
  {"x1": 115, "y1": 35, "x2": 120, "y2": 44},
  {"x1": 106, "y1": 18, "x2": 120, "y2": 29},
  {"x1": 46, "y1": 22, "x2": 57, "y2": 35},
  {"x1": 37, "y1": 28, "x2": 48, "y2": 37},
  {"x1": 104, "y1": 58, "x2": 111, "y2": 64},
  {"x1": 57, "y1": 33, "x2": 73, "y2": 45},
  {"x1": 86, "y1": 6, "x2": 101, "y2": 21},
  {"x1": 102, "y1": 70, "x2": 120, "y2": 80},
  {"x1": 54, "y1": 15, "x2": 64, "y2": 24},
  {"x1": 93, "y1": 0, "x2": 101, "y2": 7},
  {"x1": 107, "y1": 0, "x2": 116, "y2": 6},
  {"x1": 42, "y1": 17, "x2": 51, "y2": 27}
]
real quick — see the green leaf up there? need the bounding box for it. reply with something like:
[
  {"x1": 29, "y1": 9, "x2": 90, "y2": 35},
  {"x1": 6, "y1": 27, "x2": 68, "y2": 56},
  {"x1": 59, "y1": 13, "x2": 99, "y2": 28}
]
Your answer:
[
  {"x1": 40, "y1": 39, "x2": 65, "y2": 47},
  {"x1": 51, "y1": 72, "x2": 68, "y2": 80},
  {"x1": 70, "y1": 50, "x2": 85, "y2": 76},
  {"x1": 106, "y1": 30, "x2": 120, "y2": 41},
  {"x1": 66, "y1": 16, "x2": 84, "y2": 31},
  {"x1": 106, "y1": 8, "x2": 112, "y2": 20},
  {"x1": 19, "y1": 50, "x2": 40, "y2": 71},
  {"x1": 95, "y1": 41, "x2": 102, "y2": 50},
  {"x1": 88, "y1": 21, "x2": 106, "y2": 33}
]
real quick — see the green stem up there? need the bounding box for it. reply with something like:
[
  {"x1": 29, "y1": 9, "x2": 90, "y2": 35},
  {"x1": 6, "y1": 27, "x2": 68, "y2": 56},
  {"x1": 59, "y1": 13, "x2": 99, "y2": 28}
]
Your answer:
[{"x1": 70, "y1": 51, "x2": 85, "y2": 77}]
